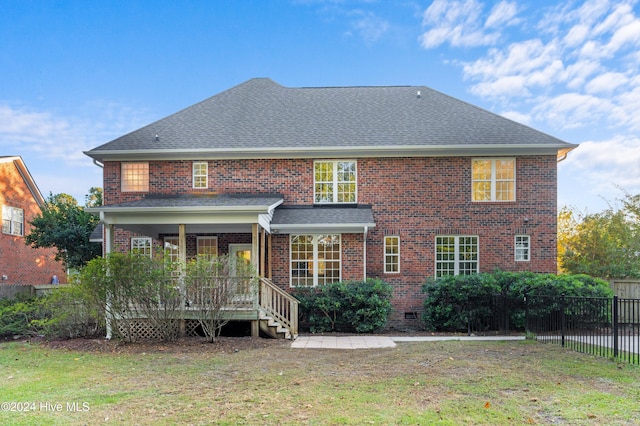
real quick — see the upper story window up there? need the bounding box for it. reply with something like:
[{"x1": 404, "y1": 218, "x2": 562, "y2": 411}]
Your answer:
[
  {"x1": 2, "y1": 205, "x2": 24, "y2": 236},
  {"x1": 131, "y1": 237, "x2": 152, "y2": 257},
  {"x1": 515, "y1": 235, "x2": 530, "y2": 262},
  {"x1": 384, "y1": 236, "x2": 400, "y2": 273},
  {"x1": 472, "y1": 158, "x2": 515, "y2": 202},
  {"x1": 193, "y1": 162, "x2": 208, "y2": 189},
  {"x1": 121, "y1": 162, "x2": 149, "y2": 192},
  {"x1": 314, "y1": 160, "x2": 357, "y2": 203}
]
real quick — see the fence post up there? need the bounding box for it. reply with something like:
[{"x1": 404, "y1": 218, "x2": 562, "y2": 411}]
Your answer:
[
  {"x1": 524, "y1": 292, "x2": 528, "y2": 336},
  {"x1": 612, "y1": 296, "x2": 618, "y2": 358},
  {"x1": 561, "y1": 294, "x2": 566, "y2": 348}
]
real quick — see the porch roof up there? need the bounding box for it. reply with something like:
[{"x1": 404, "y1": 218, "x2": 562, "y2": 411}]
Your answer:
[
  {"x1": 87, "y1": 194, "x2": 284, "y2": 237},
  {"x1": 271, "y1": 205, "x2": 375, "y2": 234}
]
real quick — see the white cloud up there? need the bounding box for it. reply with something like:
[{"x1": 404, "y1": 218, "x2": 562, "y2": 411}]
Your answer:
[
  {"x1": 564, "y1": 135, "x2": 640, "y2": 197},
  {"x1": 346, "y1": 10, "x2": 389, "y2": 44},
  {"x1": 585, "y1": 71, "x2": 629, "y2": 94},
  {"x1": 0, "y1": 102, "x2": 150, "y2": 166},
  {"x1": 485, "y1": 1, "x2": 519, "y2": 29},
  {"x1": 420, "y1": 0, "x2": 503, "y2": 48},
  {"x1": 532, "y1": 93, "x2": 614, "y2": 129},
  {"x1": 432, "y1": 0, "x2": 640, "y2": 137}
]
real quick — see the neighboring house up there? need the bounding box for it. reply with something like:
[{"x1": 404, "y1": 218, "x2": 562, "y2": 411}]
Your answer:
[
  {"x1": 84, "y1": 78, "x2": 577, "y2": 334},
  {"x1": 0, "y1": 156, "x2": 66, "y2": 285}
]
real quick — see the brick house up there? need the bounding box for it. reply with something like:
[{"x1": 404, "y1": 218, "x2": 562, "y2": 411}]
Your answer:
[
  {"x1": 84, "y1": 78, "x2": 576, "y2": 334},
  {"x1": 0, "y1": 156, "x2": 66, "y2": 285}
]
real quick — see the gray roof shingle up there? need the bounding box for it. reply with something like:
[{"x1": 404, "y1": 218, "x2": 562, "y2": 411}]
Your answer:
[
  {"x1": 85, "y1": 78, "x2": 575, "y2": 161},
  {"x1": 271, "y1": 206, "x2": 375, "y2": 233}
]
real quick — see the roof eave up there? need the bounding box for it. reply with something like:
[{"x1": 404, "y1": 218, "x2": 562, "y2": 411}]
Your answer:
[
  {"x1": 271, "y1": 222, "x2": 376, "y2": 234},
  {"x1": 84, "y1": 143, "x2": 579, "y2": 162}
]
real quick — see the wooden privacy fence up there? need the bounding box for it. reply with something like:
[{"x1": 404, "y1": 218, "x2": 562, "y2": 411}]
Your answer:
[{"x1": 611, "y1": 280, "x2": 640, "y2": 323}]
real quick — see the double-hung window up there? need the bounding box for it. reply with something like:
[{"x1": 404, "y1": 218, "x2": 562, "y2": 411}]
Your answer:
[
  {"x1": 472, "y1": 158, "x2": 515, "y2": 201},
  {"x1": 197, "y1": 236, "x2": 218, "y2": 261},
  {"x1": 164, "y1": 237, "x2": 180, "y2": 263},
  {"x1": 384, "y1": 236, "x2": 400, "y2": 273},
  {"x1": 193, "y1": 162, "x2": 208, "y2": 189},
  {"x1": 314, "y1": 161, "x2": 357, "y2": 203},
  {"x1": 515, "y1": 235, "x2": 530, "y2": 262},
  {"x1": 2, "y1": 205, "x2": 24, "y2": 236},
  {"x1": 131, "y1": 237, "x2": 152, "y2": 257},
  {"x1": 121, "y1": 162, "x2": 149, "y2": 192},
  {"x1": 435, "y1": 236, "x2": 479, "y2": 277},
  {"x1": 290, "y1": 234, "x2": 341, "y2": 287}
]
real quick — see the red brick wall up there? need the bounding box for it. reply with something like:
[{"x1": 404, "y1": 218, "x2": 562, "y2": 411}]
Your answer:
[
  {"x1": 0, "y1": 161, "x2": 66, "y2": 285},
  {"x1": 103, "y1": 155, "x2": 558, "y2": 329}
]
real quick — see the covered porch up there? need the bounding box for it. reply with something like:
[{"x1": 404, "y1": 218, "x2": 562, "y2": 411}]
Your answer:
[{"x1": 89, "y1": 193, "x2": 298, "y2": 339}]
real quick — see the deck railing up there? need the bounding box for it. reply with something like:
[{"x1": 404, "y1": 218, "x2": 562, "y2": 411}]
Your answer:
[
  {"x1": 184, "y1": 276, "x2": 257, "y2": 310},
  {"x1": 259, "y1": 277, "x2": 299, "y2": 338}
]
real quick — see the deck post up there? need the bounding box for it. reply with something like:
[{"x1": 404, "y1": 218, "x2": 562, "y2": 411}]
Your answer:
[{"x1": 251, "y1": 320, "x2": 259, "y2": 337}]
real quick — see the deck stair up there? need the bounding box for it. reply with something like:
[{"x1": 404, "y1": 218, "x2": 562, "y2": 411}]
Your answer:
[{"x1": 258, "y1": 278, "x2": 299, "y2": 340}]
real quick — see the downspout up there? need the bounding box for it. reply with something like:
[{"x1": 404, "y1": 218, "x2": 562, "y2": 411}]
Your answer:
[
  {"x1": 363, "y1": 226, "x2": 368, "y2": 281},
  {"x1": 93, "y1": 159, "x2": 104, "y2": 168}
]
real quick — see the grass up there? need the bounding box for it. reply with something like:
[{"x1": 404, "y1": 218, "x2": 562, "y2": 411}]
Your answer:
[{"x1": 1, "y1": 338, "x2": 639, "y2": 425}]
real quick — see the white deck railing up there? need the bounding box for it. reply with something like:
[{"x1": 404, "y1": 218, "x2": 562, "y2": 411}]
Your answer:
[{"x1": 259, "y1": 277, "x2": 299, "y2": 337}]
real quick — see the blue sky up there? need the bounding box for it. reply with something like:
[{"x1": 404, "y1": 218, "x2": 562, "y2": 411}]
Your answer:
[{"x1": 1, "y1": 0, "x2": 639, "y2": 212}]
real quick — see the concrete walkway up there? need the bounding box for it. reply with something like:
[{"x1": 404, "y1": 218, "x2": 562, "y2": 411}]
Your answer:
[{"x1": 291, "y1": 334, "x2": 525, "y2": 349}]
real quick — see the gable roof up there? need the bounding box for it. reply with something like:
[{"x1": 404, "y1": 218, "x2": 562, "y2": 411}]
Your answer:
[
  {"x1": 85, "y1": 78, "x2": 576, "y2": 162},
  {"x1": 0, "y1": 156, "x2": 46, "y2": 206}
]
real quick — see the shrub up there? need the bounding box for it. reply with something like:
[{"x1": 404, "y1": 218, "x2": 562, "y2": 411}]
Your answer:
[
  {"x1": 422, "y1": 272, "x2": 613, "y2": 332},
  {"x1": 294, "y1": 279, "x2": 393, "y2": 333},
  {"x1": 0, "y1": 295, "x2": 49, "y2": 338},
  {"x1": 34, "y1": 284, "x2": 105, "y2": 339}
]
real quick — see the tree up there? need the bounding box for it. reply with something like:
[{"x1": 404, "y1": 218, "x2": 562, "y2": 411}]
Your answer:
[
  {"x1": 25, "y1": 192, "x2": 102, "y2": 270},
  {"x1": 84, "y1": 187, "x2": 103, "y2": 207},
  {"x1": 559, "y1": 192, "x2": 640, "y2": 278}
]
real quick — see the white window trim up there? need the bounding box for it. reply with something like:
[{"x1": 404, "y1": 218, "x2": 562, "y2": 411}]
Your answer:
[
  {"x1": 435, "y1": 235, "x2": 479, "y2": 277},
  {"x1": 515, "y1": 235, "x2": 530, "y2": 262},
  {"x1": 192, "y1": 161, "x2": 208, "y2": 189},
  {"x1": 290, "y1": 234, "x2": 341, "y2": 287},
  {"x1": 131, "y1": 237, "x2": 152, "y2": 257},
  {"x1": 313, "y1": 160, "x2": 357, "y2": 204},
  {"x1": 164, "y1": 237, "x2": 180, "y2": 263},
  {"x1": 2, "y1": 205, "x2": 24, "y2": 236},
  {"x1": 472, "y1": 158, "x2": 516, "y2": 202},
  {"x1": 121, "y1": 162, "x2": 149, "y2": 192},
  {"x1": 384, "y1": 235, "x2": 400, "y2": 274}
]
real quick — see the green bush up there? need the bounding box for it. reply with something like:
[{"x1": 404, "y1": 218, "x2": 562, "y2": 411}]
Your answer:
[
  {"x1": 422, "y1": 272, "x2": 613, "y2": 332},
  {"x1": 34, "y1": 284, "x2": 105, "y2": 339},
  {"x1": 294, "y1": 279, "x2": 393, "y2": 333},
  {"x1": 0, "y1": 295, "x2": 49, "y2": 338}
]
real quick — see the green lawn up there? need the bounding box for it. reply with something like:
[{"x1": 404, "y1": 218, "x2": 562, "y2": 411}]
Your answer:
[{"x1": 1, "y1": 338, "x2": 639, "y2": 425}]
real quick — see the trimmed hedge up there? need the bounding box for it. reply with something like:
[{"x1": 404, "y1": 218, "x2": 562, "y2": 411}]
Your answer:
[
  {"x1": 422, "y1": 271, "x2": 613, "y2": 332},
  {"x1": 294, "y1": 279, "x2": 393, "y2": 333}
]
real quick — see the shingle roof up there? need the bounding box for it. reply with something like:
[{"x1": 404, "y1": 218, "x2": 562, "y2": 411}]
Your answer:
[
  {"x1": 88, "y1": 193, "x2": 284, "y2": 210},
  {"x1": 85, "y1": 78, "x2": 575, "y2": 161},
  {"x1": 271, "y1": 205, "x2": 375, "y2": 233}
]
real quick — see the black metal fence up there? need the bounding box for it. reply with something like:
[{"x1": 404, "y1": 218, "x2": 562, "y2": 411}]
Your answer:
[{"x1": 525, "y1": 295, "x2": 640, "y2": 365}]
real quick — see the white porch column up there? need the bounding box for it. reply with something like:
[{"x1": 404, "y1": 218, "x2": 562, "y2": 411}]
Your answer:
[
  {"x1": 104, "y1": 223, "x2": 115, "y2": 339},
  {"x1": 363, "y1": 226, "x2": 368, "y2": 281},
  {"x1": 104, "y1": 223, "x2": 114, "y2": 255},
  {"x1": 178, "y1": 224, "x2": 187, "y2": 264},
  {"x1": 251, "y1": 223, "x2": 259, "y2": 273}
]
